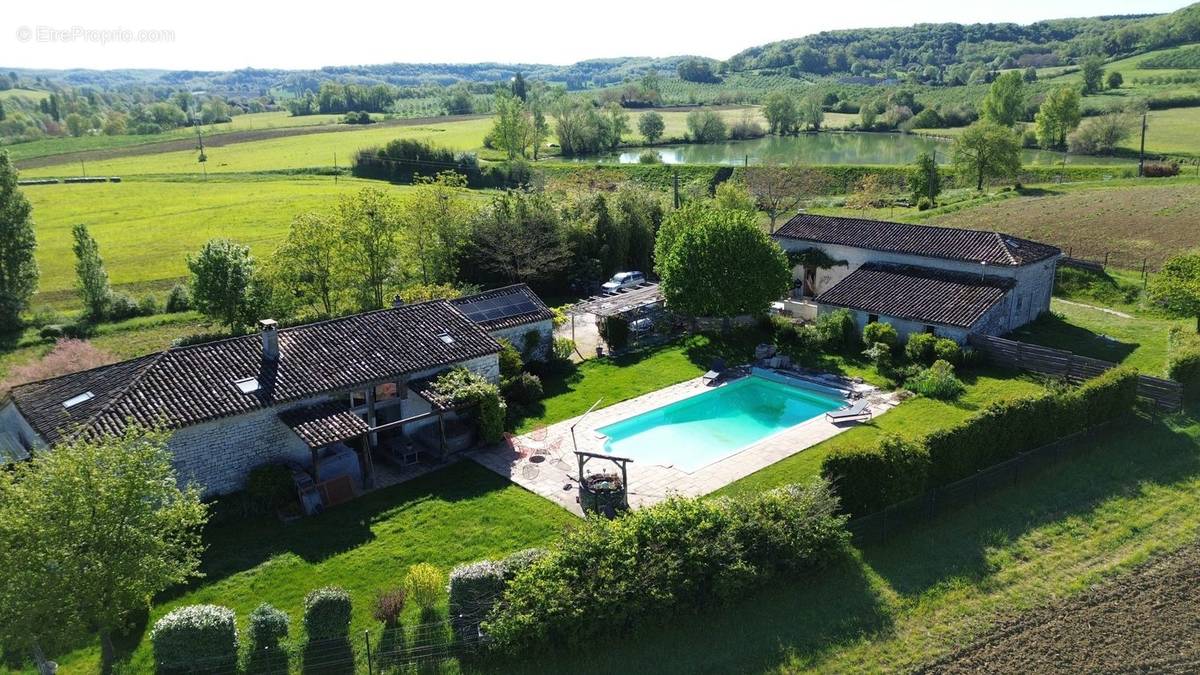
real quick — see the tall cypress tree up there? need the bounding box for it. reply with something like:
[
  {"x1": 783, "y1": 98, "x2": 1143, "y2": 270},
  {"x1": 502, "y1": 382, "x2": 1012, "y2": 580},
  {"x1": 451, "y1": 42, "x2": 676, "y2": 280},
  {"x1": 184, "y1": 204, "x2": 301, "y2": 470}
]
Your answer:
[
  {"x1": 72, "y1": 224, "x2": 112, "y2": 320},
  {"x1": 0, "y1": 151, "x2": 38, "y2": 332}
]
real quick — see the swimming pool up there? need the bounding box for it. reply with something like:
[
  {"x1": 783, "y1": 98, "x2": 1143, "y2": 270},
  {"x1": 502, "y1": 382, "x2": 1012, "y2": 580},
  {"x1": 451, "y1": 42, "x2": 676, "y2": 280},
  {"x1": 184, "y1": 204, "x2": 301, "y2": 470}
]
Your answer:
[{"x1": 595, "y1": 374, "x2": 846, "y2": 472}]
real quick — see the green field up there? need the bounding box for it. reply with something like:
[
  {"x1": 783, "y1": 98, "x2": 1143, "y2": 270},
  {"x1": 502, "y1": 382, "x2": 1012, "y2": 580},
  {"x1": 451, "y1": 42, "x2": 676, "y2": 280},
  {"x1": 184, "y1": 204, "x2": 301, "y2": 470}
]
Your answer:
[{"x1": 23, "y1": 175, "x2": 413, "y2": 306}]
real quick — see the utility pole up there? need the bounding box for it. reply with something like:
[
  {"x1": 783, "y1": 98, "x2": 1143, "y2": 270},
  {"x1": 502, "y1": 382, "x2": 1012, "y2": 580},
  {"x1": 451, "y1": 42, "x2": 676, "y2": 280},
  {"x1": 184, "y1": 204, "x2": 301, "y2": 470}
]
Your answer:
[
  {"x1": 1138, "y1": 113, "x2": 1147, "y2": 177},
  {"x1": 334, "y1": 151, "x2": 338, "y2": 184}
]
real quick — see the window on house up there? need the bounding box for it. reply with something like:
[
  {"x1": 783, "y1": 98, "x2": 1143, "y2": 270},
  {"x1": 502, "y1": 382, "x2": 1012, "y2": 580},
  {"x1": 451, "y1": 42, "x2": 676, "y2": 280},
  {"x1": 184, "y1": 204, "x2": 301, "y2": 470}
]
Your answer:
[
  {"x1": 437, "y1": 332, "x2": 455, "y2": 345},
  {"x1": 62, "y1": 391, "x2": 95, "y2": 409},
  {"x1": 867, "y1": 314, "x2": 879, "y2": 324},
  {"x1": 233, "y1": 377, "x2": 260, "y2": 395}
]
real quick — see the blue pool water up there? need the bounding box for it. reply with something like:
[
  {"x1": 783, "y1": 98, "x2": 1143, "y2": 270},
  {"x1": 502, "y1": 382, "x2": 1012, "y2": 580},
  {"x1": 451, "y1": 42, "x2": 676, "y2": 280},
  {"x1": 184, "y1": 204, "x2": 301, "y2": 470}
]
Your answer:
[{"x1": 596, "y1": 375, "x2": 845, "y2": 472}]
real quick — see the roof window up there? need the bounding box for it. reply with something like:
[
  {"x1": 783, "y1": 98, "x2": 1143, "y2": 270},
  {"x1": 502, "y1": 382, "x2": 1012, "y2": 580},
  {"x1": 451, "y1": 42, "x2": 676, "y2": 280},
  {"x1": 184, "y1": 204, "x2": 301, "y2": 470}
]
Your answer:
[
  {"x1": 438, "y1": 332, "x2": 456, "y2": 345},
  {"x1": 234, "y1": 377, "x2": 261, "y2": 395},
  {"x1": 62, "y1": 391, "x2": 95, "y2": 409}
]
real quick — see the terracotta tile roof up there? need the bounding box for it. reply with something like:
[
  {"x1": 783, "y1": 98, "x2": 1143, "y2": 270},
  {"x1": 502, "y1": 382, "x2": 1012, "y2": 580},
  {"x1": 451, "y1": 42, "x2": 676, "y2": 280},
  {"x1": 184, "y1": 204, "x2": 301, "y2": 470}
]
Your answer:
[
  {"x1": 816, "y1": 263, "x2": 1015, "y2": 329},
  {"x1": 774, "y1": 214, "x2": 1060, "y2": 266},
  {"x1": 278, "y1": 401, "x2": 369, "y2": 449},
  {"x1": 450, "y1": 283, "x2": 554, "y2": 331},
  {"x1": 8, "y1": 300, "x2": 500, "y2": 444}
]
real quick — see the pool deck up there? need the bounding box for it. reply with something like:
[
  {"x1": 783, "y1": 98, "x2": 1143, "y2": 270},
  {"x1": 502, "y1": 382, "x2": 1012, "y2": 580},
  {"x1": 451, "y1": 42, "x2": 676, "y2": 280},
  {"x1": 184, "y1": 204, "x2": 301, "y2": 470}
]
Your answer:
[{"x1": 469, "y1": 373, "x2": 900, "y2": 515}]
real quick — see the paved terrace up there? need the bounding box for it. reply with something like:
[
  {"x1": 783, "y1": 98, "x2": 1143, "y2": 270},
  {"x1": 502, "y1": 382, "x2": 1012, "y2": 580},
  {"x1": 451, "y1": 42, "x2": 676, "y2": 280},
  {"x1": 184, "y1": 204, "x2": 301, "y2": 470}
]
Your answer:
[{"x1": 470, "y1": 373, "x2": 900, "y2": 516}]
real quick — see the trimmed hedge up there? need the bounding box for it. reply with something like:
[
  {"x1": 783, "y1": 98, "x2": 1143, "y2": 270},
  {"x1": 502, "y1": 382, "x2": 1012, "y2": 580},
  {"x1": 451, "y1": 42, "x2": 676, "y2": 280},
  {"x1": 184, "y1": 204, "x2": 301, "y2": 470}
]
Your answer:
[
  {"x1": 150, "y1": 604, "x2": 238, "y2": 674},
  {"x1": 303, "y1": 586, "x2": 352, "y2": 641},
  {"x1": 823, "y1": 367, "x2": 1139, "y2": 516},
  {"x1": 483, "y1": 481, "x2": 848, "y2": 655},
  {"x1": 247, "y1": 603, "x2": 289, "y2": 650},
  {"x1": 448, "y1": 547, "x2": 548, "y2": 647}
]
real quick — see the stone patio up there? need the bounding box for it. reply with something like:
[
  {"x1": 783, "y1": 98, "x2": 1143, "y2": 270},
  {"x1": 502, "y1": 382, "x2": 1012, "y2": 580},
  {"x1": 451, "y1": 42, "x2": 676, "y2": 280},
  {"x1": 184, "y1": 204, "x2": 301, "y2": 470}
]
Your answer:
[{"x1": 469, "y1": 372, "x2": 900, "y2": 515}]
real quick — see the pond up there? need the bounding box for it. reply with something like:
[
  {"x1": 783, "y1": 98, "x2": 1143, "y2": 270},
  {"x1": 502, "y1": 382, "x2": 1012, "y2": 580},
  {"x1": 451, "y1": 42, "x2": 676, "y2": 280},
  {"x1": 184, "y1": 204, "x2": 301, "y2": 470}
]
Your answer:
[{"x1": 564, "y1": 132, "x2": 1131, "y2": 167}]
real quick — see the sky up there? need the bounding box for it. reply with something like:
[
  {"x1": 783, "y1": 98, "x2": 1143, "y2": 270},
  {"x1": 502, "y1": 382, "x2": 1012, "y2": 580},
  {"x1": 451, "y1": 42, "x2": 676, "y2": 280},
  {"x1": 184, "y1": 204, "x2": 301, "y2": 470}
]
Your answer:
[{"x1": 1, "y1": 0, "x2": 1193, "y2": 71}]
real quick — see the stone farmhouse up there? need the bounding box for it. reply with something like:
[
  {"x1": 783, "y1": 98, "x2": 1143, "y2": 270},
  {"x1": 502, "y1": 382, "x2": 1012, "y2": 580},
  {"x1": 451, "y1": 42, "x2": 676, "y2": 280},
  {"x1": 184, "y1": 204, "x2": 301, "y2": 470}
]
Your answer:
[
  {"x1": 0, "y1": 284, "x2": 553, "y2": 498},
  {"x1": 773, "y1": 214, "x2": 1062, "y2": 343}
]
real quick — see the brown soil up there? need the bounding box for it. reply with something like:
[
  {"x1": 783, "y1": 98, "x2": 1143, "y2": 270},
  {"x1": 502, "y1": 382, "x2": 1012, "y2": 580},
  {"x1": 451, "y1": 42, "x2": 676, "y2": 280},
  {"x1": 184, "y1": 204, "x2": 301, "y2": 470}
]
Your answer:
[
  {"x1": 14, "y1": 114, "x2": 491, "y2": 170},
  {"x1": 919, "y1": 542, "x2": 1200, "y2": 674}
]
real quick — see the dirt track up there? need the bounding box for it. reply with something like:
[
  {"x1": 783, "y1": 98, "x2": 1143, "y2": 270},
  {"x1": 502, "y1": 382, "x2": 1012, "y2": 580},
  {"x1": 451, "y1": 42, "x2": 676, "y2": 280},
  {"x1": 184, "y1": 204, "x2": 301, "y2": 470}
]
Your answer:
[
  {"x1": 920, "y1": 543, "x2": 1200, "y2": 674},
  {"x1": 14, "y1": 114, "x2": 491, "y2": 170}
]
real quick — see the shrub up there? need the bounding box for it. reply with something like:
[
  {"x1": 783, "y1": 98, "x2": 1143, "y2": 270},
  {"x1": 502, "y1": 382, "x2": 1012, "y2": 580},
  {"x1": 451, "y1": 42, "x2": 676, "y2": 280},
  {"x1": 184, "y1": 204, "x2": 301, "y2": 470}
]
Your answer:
[
  {"x1": 905, "y1": 332, "x2": 938, "y2": 365},
  {"x1": 933, "y1": 338, "x2": 962, "y2": 366},
  {"x1": 862, "y1": 321, "x2": 898, "y2": 348},
  {"x1": 303, "y1": 586, "x2": 352, "y2": 641},
  {"x1": 863, "y1": 341, "x2": 894, "y2": 371},
  {"x1": 108, "y1": 292, "x2": 144, "y2": 321},
  {"x1": 1143, "y1": 161, "x2": 1180, "y2": 177},
  {"x1": 521, "y1": 329, "x2": 542, "y2": 360},
  {"x1": 638, "y1": 150, "x2": 661, "y2": 164},
  {"x1": 247, "y1": 603, "x2": 289, "y2": 650},
  {"x1": 165, "y1": 283, "x2": 192, "y2": 313},
  {"x1": 497, "y1": 339, "x2": 523, "y2": 380},
  {"x1": 1168, "y1": 327, "x2": 1200, "y2": 398},
  {"x1": 552, "y1": 337, "x2": 575, "y2": 362},
  {"x1": 916, "y1": 196, "x2": 933, "y2": 211},
  {"x1": 38, "y1": 324, "x2": 64, "y2": 341},
  {"x1": 373, "y1": 588, "x2": 406, "y2": 627},
  {"x1": 484, "y1": 482, "x2": 848, "y2": 654},
  {"x1": 814, "y1": 309, "x2": 857, "y2": 353},
  {"x1": 151, "y1": 604, "x2": 238, "y2": 673},
  {"x1": 906, "y1": 360, "x2": 966, "y2": 400},
  {"x1": 449, "y1": 559, "x2": 507, "y2": 645},
  {"x1": 404, "y1": 563, "x2": 445, "y2": 612},
  {"x1": 245, "y1": 463, "x2": 294, "y2": 513},
  {"x1": 502, "y1": 371, "x2": 544, "y2": 406},
  {"x1": 600, "y1": 315, "x2": 631, "y2": 351},
  {"x1": 821, "y1": 435, "x2": 930, "y2": 516},
  {"x1": 432, "y1": 368, "x2": 506, "y2": 444}
]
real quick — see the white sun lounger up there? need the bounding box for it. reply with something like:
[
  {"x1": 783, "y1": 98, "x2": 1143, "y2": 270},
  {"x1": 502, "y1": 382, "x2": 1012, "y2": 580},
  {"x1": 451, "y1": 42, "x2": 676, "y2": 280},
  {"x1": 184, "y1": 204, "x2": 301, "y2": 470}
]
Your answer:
[{"x1": 825, "y1": 399, "x2": 872, "y2": 422}]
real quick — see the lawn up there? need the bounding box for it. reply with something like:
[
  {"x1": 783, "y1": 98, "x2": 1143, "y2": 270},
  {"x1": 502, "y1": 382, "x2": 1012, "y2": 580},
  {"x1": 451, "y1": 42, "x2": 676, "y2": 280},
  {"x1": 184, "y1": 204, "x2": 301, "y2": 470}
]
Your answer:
[
  {"x1": 489, "y1": 403, "x2": 1200, "y2": 674},
  {"x1": 23, "y1": 175, "x2": 415, "y2": 308},
  {"x1": 713, "y1": 367, "x2": 1047, "y2": 498},
  {"x1": 51, "y1": 461, "x2": 574, "y2": 673}
]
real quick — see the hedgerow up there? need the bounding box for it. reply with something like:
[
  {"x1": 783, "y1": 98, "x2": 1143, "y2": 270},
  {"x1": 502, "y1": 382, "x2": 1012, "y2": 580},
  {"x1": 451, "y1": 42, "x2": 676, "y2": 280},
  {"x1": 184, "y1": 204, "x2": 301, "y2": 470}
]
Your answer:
[
  {"x1": 1168, "y1": 327, "x2": 1200, "y2": 398},
  {"x1": 150, "y1": 604, "x2": 238, "y2": 674}
]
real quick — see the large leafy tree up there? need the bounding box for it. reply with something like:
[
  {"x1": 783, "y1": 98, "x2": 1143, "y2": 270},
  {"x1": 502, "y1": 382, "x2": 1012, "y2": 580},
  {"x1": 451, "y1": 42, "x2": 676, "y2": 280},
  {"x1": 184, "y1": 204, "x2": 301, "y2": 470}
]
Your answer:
[
  {"x1": 0, "y1": 426, "x2": 207, "y2": 674},
  {"x1": 337, "y1": 187, "x2": 406, "y2": 310},
  {"x1": 0, "y1": 151, "x2": 37, "y2": 332},
  {"x1": 187, "y1": 238, "x2": 257, "y2": 331},
  {"x1": 799, "y1": 94, "x2": 825, "y2": 131},
  {"x1": 72, "y1": 223, "x2": 113, "y2": 320},
  {"x1": 952, "y1": 120, "x2": 1022, "y2": 191},
  {"x1": 490, "y1": 91, "x2": 533, "y2": 160},
  {"x1": 638, "y1": 111, "x2": 665, "y2": 144},
  {"x1": 980, "y1": 71, "x2": 1026, "y2": 127},
  {"x1": 468, "y1": 190, "x2": 572, "y2": 284},
  {"x1": 1149, "y1": 253, "x2": 1200, "y2": 332},
  {"x1": 909, "y1": 152, "x2": 941, "y2": 205},
  {"x1": 274, "y1": 211, "x2": 343, "y2": 316},
  {"x1": 762, "y1": 91, "x2": 799, "y2": 135},
  {"x1": 654, "y1": 202, "x2": 790, "y2": 318},
  {"x1": 744, "y1": 164, "x2": 830, "y2": 233},
  {"x1": 402, "y1": 171, "x2": 474, "y2": 286},
  {"x1": 1035, "y1": 87, "x2": 1082, "y2": 149},
  {"x1": 1081, "y1": 56, "x2": 1106, "y2": 94}
]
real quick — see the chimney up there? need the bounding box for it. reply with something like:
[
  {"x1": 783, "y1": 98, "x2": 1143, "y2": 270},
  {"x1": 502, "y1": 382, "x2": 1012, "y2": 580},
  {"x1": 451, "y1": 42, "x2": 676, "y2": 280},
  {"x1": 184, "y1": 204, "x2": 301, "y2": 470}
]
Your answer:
[
  {"x1": 391, "y1": 294, "x2": 404, "y2": 308},
  {"x1": 259, "y1": 319, "x2": 279, "y2": 361}
]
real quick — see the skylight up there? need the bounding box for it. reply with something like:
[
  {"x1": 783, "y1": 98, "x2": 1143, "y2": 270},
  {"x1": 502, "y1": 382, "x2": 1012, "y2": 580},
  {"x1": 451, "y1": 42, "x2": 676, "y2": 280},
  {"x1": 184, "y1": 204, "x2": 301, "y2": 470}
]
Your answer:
[
  {"x1": 62, "y1": 391, "x2": 95, "y2": 409},
  {"x1": 234, "y1": 377, "x2": 261, "y2": 395},
  {"x1": 438, "y1": 333, "x2": 456, "y2": 345}
]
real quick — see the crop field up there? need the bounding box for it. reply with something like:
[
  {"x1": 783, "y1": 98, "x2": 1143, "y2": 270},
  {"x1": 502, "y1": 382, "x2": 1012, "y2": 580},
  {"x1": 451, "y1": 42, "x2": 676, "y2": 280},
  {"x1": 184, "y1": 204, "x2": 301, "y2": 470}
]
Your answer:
[
  {"x1": 924, "y1": 177, "x2": 1200, "y2": 270},
  {"x1": 1041, "y1": 43, "x2": 1200, "y2": 84},
  {"x1": 23, "y1": 175, "x2": 414, "y2": 307}
]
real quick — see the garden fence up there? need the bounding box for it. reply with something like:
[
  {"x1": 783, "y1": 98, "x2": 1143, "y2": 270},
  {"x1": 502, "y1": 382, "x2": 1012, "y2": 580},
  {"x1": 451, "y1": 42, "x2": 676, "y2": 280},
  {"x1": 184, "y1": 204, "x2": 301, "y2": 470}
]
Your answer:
[
  {"x1": 968, "y1": 333, "x2": 1183, "y2": 412},
  {"x1": 846, "y1": 425, "x2": 1106, "y2": 545}
]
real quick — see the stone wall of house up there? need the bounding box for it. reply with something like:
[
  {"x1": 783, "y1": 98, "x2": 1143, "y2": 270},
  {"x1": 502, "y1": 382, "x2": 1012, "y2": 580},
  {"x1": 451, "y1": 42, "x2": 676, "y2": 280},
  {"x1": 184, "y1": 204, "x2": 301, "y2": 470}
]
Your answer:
[
  {"x1": 489, "y1": 320, "x2": 553, "y2": 361},
  {"x1": 817, "y1": 305, "x2": 972, "y2": 345},
  {"x1": 168, "y1": 400, "x2": 321, "y2": 498},
  {"x1": 784, "y1": 238, "x2": 1058, "y2": 336}
]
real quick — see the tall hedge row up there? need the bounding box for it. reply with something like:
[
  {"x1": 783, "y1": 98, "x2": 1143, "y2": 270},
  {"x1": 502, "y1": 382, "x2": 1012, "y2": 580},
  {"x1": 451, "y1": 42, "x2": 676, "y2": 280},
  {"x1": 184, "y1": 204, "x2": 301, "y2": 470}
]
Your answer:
[
  {"x1": 823, "y1": 367, "x2": 1139, "y2": 517},
  {"x1": 150, "y1": 604, "x2": 239, "y2": 674}
]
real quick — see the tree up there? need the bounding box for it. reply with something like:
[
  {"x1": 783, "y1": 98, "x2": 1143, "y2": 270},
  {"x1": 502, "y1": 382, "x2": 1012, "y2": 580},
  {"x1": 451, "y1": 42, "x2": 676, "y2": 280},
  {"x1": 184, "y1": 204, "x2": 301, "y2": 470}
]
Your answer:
[
  {"x1": 72, "y1": 224, "x2": 112, "y2": 320},
  {"x1": 799, "y1": 94, "x2": 824, "y2": 131},
  {"x1": 638, "y1": 111, "x2": 665, "y2": 144},
  {"x1": 1067, "y1": 112, "x2": 1135, "y2": 155},
  {"x1": 402, "y1": 172, "x2": 473, "y2": 285},
  {"x1": 859, "y1": 103, "x2": 879, "y2": 130},
  {"x1": 744, "y1": 164, "x2": 829, "y2": 233},
  {"x1": 65, "y1": 113, "x2": 86, "y2": 137},
  {"x1": 952, "y1": 120, "x2": 1022, "y2": 190},
  {"x1": 713, "y1": 180, "x2": 757, "y2": 215},
  {"x1": 511, "y1": 72, "x2": 527, "y2": 101},
  {"x1": 491, "y1": 91, "x2": 532, "y2": 160},
  {"x1": 1081, "y1": 56, "x2": 1106, "y2": 94},
  {"x1": 1107, "y1": 71, "x2": 1124, "y2": 89},
  {"x1": 845, "y1": 173, "x2": 888, "y2": 209},
  {"x1": 337, "y1": 187, "x2": 406, "y2": 309},
  {"x1": 603, "y1": 102, "x2": 629, "y2": 149},
  {"x1": 1034, "y1": 87, "x2": 1082, "y2": 149},
  {"x1": 654, "y1": 202, "x2": 790, "y2": 319},
  {"x1": 1023, "y1": 66, "x2": 1038, "y2": 82},
  {"x1": 187, "y1": 238, "x2": 257, "y2": 331},
  {"x1": 274, "y1": 212, "x2": 342, "y2": 316},
  {"x1": 762, "y1": 92, "x2": 798, "y2": 135},
  {"x1": 677, "y1": 58, "x2": 718, "y2": 83},
  {"x1": 0, "y1": 426, "x2": 206, "y2": 674},
  {"x1": 1149, "y1": 253, "x2": 1200, "y2": 332},
  {"x1": 0, "y1": 151, "x2": 37, "y2": 332},
  {"x1": 686, "y1": 109, "x2": 726, "y2": 142},
  {"x1": 468, "y1": 191, "x2": 572, "y2": 284},
  {"x1": 981, "y1": 71, "x2": 1026, "y2": 127},
  {"x1": 909, "y1": 151, "x2": 941, "y2": 205}
]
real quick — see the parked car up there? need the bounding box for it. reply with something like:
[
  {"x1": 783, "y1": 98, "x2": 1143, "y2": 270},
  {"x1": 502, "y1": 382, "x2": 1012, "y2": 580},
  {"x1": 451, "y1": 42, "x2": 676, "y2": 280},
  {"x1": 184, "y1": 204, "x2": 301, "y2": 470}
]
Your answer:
[{"x1": 602, "y1": 271, "x2": 645, "y2": 293}]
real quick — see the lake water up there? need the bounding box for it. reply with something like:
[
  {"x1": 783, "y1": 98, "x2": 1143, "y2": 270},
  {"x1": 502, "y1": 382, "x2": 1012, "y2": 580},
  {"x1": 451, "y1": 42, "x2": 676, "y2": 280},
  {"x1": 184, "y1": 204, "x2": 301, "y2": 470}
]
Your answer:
[{"x1": 566, "y1": 133, "x2": 1130, "y2": 167}]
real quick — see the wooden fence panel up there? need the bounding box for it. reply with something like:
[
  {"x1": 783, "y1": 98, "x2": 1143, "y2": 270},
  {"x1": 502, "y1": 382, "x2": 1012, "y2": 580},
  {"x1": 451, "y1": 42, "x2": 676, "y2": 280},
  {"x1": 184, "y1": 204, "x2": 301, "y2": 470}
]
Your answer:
[{"x1": 968, "y1": 333, "x2": 1183, "y2": 412}]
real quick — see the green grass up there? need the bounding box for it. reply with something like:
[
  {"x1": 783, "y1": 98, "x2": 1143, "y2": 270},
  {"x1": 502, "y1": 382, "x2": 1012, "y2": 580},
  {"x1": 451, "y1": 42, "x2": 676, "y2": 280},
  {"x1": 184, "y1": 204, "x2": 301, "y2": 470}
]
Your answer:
[
  {"x1": 23, "y1": 175, "x2": 415, "y2": 308},
  {"x1": 51, "y1": 461, "x2": 574, "y2": 673},
  {"x1": 1118, "y1": 106, "x2": 1200, "y2": 158},
  {"x1": 713, "y1": 367, "x2": 1047, "y2": 498},
  {"x1": 491, "y1": 403, "x2": 1200, "y2": 673}
]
